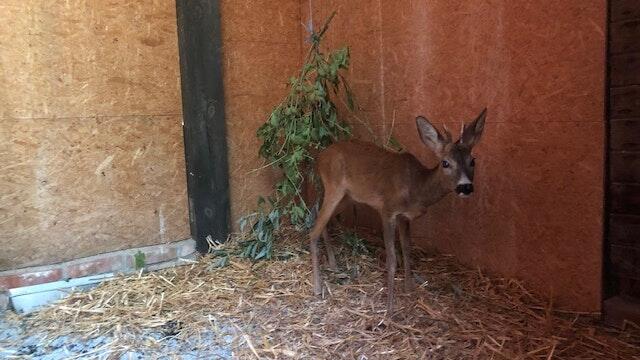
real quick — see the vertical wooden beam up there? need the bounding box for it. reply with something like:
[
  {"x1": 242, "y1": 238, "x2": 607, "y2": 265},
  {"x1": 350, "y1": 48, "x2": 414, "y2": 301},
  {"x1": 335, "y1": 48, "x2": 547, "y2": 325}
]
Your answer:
[{"x1": 176, "y1": 0, "x2": 230, "y2": 253}]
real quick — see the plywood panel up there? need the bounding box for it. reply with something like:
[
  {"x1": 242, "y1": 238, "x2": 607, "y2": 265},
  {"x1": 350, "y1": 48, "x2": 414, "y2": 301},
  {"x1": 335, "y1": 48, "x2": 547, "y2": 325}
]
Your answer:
[
  {"x1": 298, "y1": 0, "x2": 388, "y2": 139},
  {"x1": 0, "y1": 0, "x2": 181, "y2": 119},
  {"x1": 0, "y1": 116, "x2": 189, "y2": 269},
  {"x1": 0, "y1": 0, "x2": 188, "y2": 270},
  {"x1": 302, "y1": 0, "x2": 606, "y2": 311},
  {"x1": 385, "y1": 0, "x2": 605, "y2": 311},
  {"x1": 220, "y1": 0, "x2": 302, "y2": 226},
  {"x1": 220, "y1": 0, "x2": 300, "y2": 44},
  {"x1": 414, "y1": 121, "x2": 603, "y2": 307}
]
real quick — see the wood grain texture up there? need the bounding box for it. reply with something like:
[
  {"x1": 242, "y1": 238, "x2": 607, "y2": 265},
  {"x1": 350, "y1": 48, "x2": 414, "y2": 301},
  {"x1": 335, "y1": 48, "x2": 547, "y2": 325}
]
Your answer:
[
  {"x1": 609, "y1": 245, "x2": 640, "y2": 280},
  {"x1": 219, "y1": 0, "x2": 302, "y2": 226},
  {"x1": 304, "y1": 0, "x2": 606, "y2": 311},
  {"x1": 0, "y1": 116, "x2": 189, "y2": 270},
  {"x1": 614, "y1": 278, "x2": 640, "y2": 299},
  {"x1": 610, "y1": 184, "x2": 640, "y2": 214},
  {"x1": 610, "y1": 19, "x2": 640, "y2": 54},
  {"x1": 605, "y1": 0, "x2": 640, "y2": 309},
  {"x1": 176, "y1": 0, "x2": 230, "y2": 252},
  {"x1": 610, "y1": 119, "x2": 640, "y2": 151},
  {"x1": 0, "y1": 0, "x2": 181, "y2": 119},
  {"x1": 611, "y1": 0, "x2": 640, "y2": 22},
  {"x1": 610, "y1": 86, "x2": 640, "y2": 118},
  {"x1": 610, "y1": 152, "x2": 640, "y2": 183},
  {"x1": 610, "y1": 53, "x2": 640, "y2": 87},
  {"x1": 609, "y1": 214, "x2": 640, "y2": 246},
  {"x1": 0, "y1": 0, "x2": 188, "y2": 269}
]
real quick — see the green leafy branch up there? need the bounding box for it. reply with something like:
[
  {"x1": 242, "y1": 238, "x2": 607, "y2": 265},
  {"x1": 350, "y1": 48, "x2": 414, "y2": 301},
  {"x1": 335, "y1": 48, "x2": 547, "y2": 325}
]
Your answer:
[
  {"x1": 236, "y1": 12, "x2": 403, "y2": 262},
  {"x1": 237, "y1": 12, "x2": 356, "y2": 260}
]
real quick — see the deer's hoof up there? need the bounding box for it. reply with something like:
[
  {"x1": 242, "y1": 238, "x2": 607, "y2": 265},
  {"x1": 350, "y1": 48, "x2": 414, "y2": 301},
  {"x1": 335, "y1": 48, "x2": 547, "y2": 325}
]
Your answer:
[
  {"x1": 386, "y1": 305, "x2": 395, "y2": 316},
  {"x1": 326, "y1": 253, "x2": 337, "y2": 270}
]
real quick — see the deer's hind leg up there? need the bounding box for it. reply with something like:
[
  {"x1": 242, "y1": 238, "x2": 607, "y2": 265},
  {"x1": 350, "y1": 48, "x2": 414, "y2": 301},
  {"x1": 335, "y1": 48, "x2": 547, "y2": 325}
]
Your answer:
[
  {"x1": 322, "y1": 197, "x2": 350, "y2": 270},
  {"x1": 381, "y1": 214, "x2": 398, "y2": 313},
  {"x1": 309, "y1": 187, "x2": 345, "y2": 296}
]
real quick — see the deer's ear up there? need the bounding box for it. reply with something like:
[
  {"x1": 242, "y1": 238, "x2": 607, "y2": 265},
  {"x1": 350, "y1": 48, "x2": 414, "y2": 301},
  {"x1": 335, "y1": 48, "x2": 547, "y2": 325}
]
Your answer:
[
  {"x1": 416, "y1": 116, "x2": 449, "y2": 155},
  {"x1": 460, "y1": 108, "x2": 487, "y2": 148}
]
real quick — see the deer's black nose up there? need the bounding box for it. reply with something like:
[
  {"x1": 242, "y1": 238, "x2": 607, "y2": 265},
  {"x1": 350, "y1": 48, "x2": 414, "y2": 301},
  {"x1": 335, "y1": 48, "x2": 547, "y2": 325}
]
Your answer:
[{"x1": 456, "y1": 183, "x2": 474, "y2": 195}]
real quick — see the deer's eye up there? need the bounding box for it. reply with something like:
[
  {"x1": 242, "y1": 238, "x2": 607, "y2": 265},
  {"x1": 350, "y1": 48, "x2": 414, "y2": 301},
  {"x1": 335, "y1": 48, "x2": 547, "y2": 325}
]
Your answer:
[
  {"x1": 442, "y1": 160, "x2": 450, "y2": 168},
  {"x1": 470, "y1": 158, "x2": 476, "y2": 167}
]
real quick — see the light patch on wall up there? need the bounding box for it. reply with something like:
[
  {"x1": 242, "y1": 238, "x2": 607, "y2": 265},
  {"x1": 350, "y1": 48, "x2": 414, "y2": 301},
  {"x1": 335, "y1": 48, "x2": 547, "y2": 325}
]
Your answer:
[
  {"x1": 94, "y1": 155, "x2": 114, "y2": 176},
  {"x1": 131, "y1": 147, "x2": 144, "y2": 165},
  {"x1": 158, "y1": 205, "x2": 166, "y2": 242}
]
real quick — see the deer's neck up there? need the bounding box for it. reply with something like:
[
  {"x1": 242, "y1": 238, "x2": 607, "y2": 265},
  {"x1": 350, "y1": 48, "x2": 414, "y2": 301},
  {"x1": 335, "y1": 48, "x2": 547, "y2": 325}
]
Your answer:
[{"x1": 416, "y1": 165, "x2": 452, "y2": 208}]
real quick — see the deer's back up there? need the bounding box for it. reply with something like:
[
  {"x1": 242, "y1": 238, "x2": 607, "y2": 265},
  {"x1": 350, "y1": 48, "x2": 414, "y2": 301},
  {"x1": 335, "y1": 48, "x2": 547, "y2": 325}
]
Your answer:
[{"x1": 317, "y1": 140, "x2": 423, "y2": 211}]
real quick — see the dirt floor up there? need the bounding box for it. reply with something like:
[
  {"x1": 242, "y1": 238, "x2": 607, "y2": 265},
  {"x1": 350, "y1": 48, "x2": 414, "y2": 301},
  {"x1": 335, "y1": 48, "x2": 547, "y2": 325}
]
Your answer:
[{"x1": 1, "y1": 229, "x2": 640, "y2": 359}]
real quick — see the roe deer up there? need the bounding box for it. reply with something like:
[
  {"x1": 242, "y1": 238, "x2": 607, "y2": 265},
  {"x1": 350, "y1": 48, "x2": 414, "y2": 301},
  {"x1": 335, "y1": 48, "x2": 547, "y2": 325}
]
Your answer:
[{"x1": 309, "y1": 108, "x2": 487, "y2": 312}]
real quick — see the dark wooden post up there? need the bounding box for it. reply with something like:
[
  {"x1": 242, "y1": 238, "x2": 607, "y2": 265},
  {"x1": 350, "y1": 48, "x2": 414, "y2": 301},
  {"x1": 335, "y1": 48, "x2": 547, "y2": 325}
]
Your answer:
[
  {"x1": 176, "y1": 0, "x2": 230, "y2": 253},
  {"x1": 604, "y1": 0, "x2": 640, "y2": 327}
]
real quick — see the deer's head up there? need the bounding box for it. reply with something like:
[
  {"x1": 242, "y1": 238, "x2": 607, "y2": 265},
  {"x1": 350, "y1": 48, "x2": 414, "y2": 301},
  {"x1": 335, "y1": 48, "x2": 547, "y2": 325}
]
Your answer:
[{"x1": 416, "y1": 108, "x2": 487, "y2": 197}]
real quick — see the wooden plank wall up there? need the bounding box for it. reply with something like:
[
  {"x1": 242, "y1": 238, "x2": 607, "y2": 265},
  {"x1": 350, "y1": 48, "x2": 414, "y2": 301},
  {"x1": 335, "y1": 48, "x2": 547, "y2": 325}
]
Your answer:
[{"x1": 607, "y1": 0, "x2": 640, "y2": 299}]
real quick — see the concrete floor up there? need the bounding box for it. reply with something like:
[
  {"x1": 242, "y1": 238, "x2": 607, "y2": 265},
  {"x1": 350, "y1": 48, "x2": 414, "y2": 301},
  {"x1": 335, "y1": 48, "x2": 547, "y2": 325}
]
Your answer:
[{"x1": 0, "y1": 314, "x2": 235, "y2": 359}]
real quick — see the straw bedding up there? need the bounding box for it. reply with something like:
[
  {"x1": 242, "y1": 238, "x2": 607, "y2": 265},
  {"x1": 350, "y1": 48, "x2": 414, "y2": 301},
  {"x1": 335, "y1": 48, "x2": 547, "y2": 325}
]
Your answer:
[{"x1": 12, "y1": 229, "x2": 640, "y2": 359}]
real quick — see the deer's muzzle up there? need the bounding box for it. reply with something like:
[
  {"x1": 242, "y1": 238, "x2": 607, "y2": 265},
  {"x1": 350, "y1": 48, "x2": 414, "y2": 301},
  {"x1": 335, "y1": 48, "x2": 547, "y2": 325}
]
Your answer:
[{"x1": 455, "y1": 183, "x2": 474, "y2": 196}]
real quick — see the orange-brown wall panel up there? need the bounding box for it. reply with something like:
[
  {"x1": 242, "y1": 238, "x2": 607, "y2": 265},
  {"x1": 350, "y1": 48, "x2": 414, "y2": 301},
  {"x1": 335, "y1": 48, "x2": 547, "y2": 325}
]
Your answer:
[
  {"x1": 220, "y1": 0, "x2": 303, "y2": 226},
  {"x1": 303, "y1": 0, "x2": 605, "y2": 311}
]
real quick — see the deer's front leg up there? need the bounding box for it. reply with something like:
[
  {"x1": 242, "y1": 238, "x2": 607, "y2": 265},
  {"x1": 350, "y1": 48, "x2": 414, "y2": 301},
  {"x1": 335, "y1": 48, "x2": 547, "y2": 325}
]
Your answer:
[
  {"x1": 398, "y1": 217, "x2": 414, "y2": 292},
  {"x1": 382, "y1": 216, "x2": 397, "y2": 313}
]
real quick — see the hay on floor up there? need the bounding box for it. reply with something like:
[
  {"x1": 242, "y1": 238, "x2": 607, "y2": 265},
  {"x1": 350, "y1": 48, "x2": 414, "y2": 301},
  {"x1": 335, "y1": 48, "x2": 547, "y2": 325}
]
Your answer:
[{"x1": 11, "y1": 228, "x2": 640, "y2": 359}]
